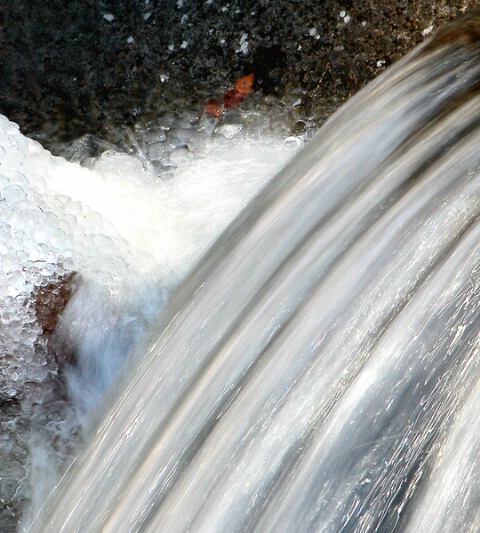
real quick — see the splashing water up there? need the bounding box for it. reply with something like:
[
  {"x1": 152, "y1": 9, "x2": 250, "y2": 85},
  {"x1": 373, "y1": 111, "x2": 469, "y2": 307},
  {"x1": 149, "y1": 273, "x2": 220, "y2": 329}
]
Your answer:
[
  {"x1": 16, "y1": 11, "x2": 480, "y2": 533},
  {"x1": 0, "y1": 107, "x2": 301, "y2": 528}
]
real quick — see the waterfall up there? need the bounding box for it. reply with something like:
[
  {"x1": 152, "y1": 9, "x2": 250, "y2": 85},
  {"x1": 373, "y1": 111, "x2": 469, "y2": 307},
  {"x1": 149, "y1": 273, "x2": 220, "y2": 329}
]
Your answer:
[{"x1": 23, "y1": 12, "x2": 480, "y2": 533}]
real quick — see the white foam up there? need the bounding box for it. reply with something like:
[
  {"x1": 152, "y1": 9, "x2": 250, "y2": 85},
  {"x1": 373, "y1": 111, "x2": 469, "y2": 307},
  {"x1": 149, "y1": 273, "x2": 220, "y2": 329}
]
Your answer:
[
  {"x1": 1, "y1": 111, "x2": 301, "y2": 528},
  {"x1": 0, "y1": 113, "x2": 300, "y2": 404}
]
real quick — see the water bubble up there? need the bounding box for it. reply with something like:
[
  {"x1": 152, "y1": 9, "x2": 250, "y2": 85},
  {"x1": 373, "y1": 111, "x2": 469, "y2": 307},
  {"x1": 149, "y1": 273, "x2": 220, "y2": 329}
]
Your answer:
[
  {"x1": 3, "y1": 185, "x2": 26, "y2": 206},
  {"x1": 140, "y1": 128, "x2": 166, "y2": 144},
  {"x1": 218, "y1": 124, "x2": 243, "y2": 139},
  {"x1": 169, "y1": 148, "x2": 193, "y2": 166},
  {"x1": 0, "y1": 240, "x2": 9, "y2": 256},
  {"x1": 284, "y1": 136, "x2": 303, "y2": 149}
]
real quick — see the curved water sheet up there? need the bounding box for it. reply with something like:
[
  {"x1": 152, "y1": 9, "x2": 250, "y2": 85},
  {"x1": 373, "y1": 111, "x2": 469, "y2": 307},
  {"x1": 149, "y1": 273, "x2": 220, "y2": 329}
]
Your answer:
[{"x1": 26, "y1": 13, "x2": 480, "y2": 533}]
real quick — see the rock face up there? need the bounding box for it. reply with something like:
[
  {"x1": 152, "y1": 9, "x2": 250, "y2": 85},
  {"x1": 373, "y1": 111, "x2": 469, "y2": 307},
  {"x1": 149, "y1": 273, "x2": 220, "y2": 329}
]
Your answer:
[{"x1": 0, "y1": 0, "x2": 477, "y2": 145}]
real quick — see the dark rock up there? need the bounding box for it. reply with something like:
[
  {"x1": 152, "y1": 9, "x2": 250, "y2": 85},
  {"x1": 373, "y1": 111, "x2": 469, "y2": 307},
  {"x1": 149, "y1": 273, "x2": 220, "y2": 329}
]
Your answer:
[
  {"x1": 0, "y1": 1, "x2": 477, "y2": 148},
  {"x1": 34, "y1": 273, "x2": 78, "y2": 336}
]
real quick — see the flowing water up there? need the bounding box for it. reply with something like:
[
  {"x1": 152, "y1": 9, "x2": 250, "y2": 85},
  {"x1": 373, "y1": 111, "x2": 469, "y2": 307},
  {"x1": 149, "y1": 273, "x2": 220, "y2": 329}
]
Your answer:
[
  {"x1": 0, "y1": 97, "x2": 300, "y2": 529},
  {"x1": 20, "y1": 12, "x2": 480, "y2": 533}
]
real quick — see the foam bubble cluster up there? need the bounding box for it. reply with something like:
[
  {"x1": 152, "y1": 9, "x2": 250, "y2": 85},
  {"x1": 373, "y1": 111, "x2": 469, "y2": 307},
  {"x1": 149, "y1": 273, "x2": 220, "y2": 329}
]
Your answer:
[
  {"x1": 0, "y1": 109, "x2": 304, "y2": 402},
  {"x1": 0, "y1": 116, "x2": 128, "y2": 399}
]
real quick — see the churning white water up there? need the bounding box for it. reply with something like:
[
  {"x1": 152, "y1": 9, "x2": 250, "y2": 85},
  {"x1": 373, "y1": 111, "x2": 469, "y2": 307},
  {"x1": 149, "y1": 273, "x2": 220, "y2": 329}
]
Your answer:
[
  {"x1": 11, "y1": 11, "x2": 480, "y2": 533},
  {"x1": 0, "y1": 110, "x2": 301, "y2": 527},
  {"x1": 0, "y1": 117, "x2": 299, "y2": 395}
]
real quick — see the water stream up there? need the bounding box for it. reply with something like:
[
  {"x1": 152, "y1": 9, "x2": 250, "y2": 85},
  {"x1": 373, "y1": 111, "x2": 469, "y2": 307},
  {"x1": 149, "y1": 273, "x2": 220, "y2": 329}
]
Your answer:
[{"x1": 16, "y1": 12, "x2": 480, "y2": 533}]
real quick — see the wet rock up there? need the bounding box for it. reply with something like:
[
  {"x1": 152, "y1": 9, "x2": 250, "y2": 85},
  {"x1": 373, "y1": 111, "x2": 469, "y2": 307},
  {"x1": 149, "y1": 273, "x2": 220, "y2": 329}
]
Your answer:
[
  {"x1": 34, "y1": 273, "x2": 78, "y2": 336},
  {"x1": 0, "y1": 1, "x2": 477, "y2": 147}
]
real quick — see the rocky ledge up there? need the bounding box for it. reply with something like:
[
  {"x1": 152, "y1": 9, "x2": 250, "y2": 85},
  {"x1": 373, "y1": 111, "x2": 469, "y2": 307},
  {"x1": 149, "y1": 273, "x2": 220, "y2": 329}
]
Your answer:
[{"x1": 0, "y1": 1, "x2": 477, "y2": 147}]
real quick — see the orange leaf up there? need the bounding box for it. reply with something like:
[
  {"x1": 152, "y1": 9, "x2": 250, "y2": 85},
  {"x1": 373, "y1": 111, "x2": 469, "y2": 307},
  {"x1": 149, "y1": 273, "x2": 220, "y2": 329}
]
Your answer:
[
  {"x1": 204, "y1": 100, "x2": 224, "y2": 118},
  {"x1": 223, "y1": 90, "x2": 245, "y2": 110},
  {"x1": 234, "y1": 73, "x2": 255, "y2": 96}
]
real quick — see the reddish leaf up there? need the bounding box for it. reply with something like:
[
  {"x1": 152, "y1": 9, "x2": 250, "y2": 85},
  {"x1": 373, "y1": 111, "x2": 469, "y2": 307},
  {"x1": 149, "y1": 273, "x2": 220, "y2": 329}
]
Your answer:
[
  {"x1": 223, "y1": 90, "x2": 245, "y2": 110},
  {"x1": 234, "y1": 73, "x2": 255, "y2": 96},
  {"x1": 204, "y1": 99, "x2": 224, "y2": 118}
]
